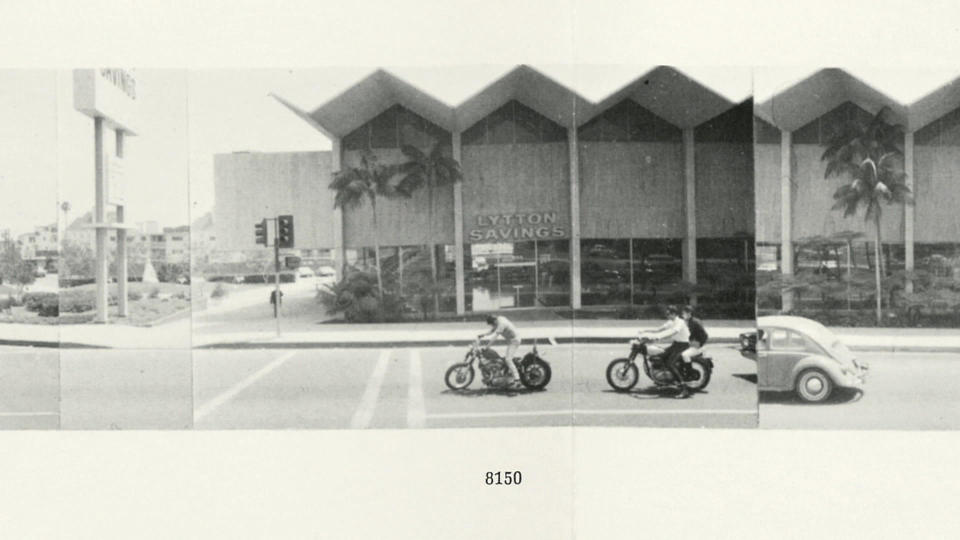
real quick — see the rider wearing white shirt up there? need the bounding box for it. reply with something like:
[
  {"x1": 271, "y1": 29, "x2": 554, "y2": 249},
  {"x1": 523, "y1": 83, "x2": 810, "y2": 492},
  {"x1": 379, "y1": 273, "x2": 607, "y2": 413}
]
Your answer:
[
  {"x1": 478, "y1": 314, "x2": 522, "y2": 384},
  {"x1": 637, "y1": 305, "x2": 692, "y2": 399}
]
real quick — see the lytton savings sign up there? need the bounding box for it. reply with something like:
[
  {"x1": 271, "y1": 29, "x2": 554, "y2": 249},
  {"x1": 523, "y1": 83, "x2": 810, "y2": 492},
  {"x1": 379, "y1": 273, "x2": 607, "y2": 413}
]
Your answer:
[{"x1": 468, "y1": 211, "x2": 566, "y2": 241}]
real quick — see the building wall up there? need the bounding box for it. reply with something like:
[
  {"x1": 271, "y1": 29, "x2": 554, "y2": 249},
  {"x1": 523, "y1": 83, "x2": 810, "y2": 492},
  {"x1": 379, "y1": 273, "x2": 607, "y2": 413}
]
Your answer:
[
  {"x1": 214, "y1": 151, "x2": 335, "y2": 251},
  {"x1": 914, "y1": 145, "x2": 960, "y2": 243},
  {"x1": 461, "y1": 142, "x2": 571, "y2": 242},
  {"x1": 341, "y1": 148, "x2": 455, "y2": 248},
  {"x1": 754, "y1": 143, "x2": 781, "y2": 244},
  {"x1": 578, "y1": 142, "x2": 683, "y2": 238},
  {"x1": 695, "y1": 142, "x2": 754, "y2": 237}
]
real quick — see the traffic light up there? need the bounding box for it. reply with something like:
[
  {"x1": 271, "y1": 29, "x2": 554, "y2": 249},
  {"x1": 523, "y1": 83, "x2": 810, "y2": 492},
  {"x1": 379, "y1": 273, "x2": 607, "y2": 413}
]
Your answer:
[
  {"x1": 254, "y1": 219, "x2": 267, "y2": 246},
  {"x1": 277, "y1": 215, "x2": 294, "y2": 248}
]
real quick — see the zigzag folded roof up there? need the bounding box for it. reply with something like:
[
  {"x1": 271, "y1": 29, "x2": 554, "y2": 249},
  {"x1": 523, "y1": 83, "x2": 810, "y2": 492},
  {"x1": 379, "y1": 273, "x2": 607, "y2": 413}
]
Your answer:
[
  {"x1": 273, "y1": 65, "x2": 960, "y2": 138},
  {"x1": 272, "y1": 65, "x2": 743, "y2": 138},
  {"x1": 756, "y1": 68, "x2": 960, "y2": 132}
]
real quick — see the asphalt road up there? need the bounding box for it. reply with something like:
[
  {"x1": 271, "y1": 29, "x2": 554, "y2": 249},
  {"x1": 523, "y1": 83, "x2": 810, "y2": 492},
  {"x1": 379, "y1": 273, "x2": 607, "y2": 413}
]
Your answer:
[
  {"x1": 760, "y1": 352, "x2": 960, "y2": 430},
  {"x1": 193, "y1": 344, "x2": 757, "y2": 429},
  {"x1": 0, "y1": 347, "x2": 59, "y2": 429},
  {"x1": 59, "y1": 350, "x2": 193, "y2": 429}
]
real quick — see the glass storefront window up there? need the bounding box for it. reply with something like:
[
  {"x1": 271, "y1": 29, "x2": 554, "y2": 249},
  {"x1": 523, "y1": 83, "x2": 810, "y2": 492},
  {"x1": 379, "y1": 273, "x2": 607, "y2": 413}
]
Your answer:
[
  {"x1": 580, "y1": 238, "x2": 683, "y2": 306},
  {"x1": 465, "y1": 240, "x2": 569, "y2": 311},
  {"x1": 581, "y1": 239, "x2": 631, "y2": 305}
]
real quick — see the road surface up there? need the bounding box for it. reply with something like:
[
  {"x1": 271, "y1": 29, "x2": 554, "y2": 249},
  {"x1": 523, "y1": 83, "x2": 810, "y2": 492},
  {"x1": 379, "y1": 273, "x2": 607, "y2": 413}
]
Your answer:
[
  {"x1": 193, "y1": 344, "x2": 757, "y2": 429},
  {"x1": 760, "y1": 352, "x2": 960, "y2": 429},
  {"x1": 0, "y1": 347, "x2": 59, "y2": 429},
  {"x1": 59, "y1": 349, "x2": 193, "y2": 429}
]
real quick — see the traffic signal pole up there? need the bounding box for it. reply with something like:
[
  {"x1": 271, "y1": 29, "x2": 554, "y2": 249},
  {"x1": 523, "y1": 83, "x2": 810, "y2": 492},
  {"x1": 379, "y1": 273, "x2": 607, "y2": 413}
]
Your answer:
[{"x1": 273, "y1": 217, "x2": 281, "y2": 336}]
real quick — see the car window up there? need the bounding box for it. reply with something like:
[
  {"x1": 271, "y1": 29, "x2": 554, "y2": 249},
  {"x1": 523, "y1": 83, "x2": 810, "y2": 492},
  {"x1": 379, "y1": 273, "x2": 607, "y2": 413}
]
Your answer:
[{"x1": 768, "y1": 328, "x2": 821, "y2": 354}]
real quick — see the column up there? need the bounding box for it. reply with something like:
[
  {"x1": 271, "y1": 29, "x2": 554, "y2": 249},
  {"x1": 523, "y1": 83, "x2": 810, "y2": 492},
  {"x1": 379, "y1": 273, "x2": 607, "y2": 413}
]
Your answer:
[
  {"x1": 780, "y1": 129, "x2": 794, "y2": 312},
  {"x1": 568, "y1": 127, "x2": 582, "y2": 310},
  {"x1": 94, "y1": 117, "x2": 109, "y2": 323},
  {"x1": 683, "y1": 127, "x2": 697, "y2": 303},
  {"x1": 331, "y1": 137, "x2": 346, "y2": 275},
  {"x1": 453, "y1": 132, "x2": 466, "y2": 315},
  {"x1": 904, "y1": 131, "x2": 915, "y2": 294},
  {"x1": 116, "y1": 206, "x2": 128, "y2": 317}
]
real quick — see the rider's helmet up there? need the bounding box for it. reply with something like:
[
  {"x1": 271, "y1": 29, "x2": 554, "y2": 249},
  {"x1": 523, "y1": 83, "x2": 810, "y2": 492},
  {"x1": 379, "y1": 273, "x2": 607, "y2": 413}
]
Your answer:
[{"x1": 484, "y1": 314, "x2": 497, "y2": 326}]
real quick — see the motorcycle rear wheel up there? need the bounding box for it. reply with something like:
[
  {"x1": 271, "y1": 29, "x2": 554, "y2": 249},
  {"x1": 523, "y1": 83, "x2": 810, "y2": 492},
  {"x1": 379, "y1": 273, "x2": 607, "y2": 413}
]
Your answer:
[
  {"x1": 606, "y1": 358, "x2": 639, "y2": 392},
  {"x1": 444, "y1": 363, "x2": 474, "y2": 391},
  {"x1": 684, "y1": 359, "x2": 712, "y2": 391},
  {"x1": 520, "y1": 359, "x2": 551, "y2": 390}
]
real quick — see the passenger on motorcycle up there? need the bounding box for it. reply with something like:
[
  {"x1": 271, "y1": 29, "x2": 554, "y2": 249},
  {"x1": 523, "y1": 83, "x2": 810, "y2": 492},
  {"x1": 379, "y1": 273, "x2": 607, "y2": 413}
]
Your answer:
[
  {"x1": 636, "y1": 305, "x2": 691, "y2": 399},
  {"x1": 680, "y1": 305, "x2": 709, "y2": 365},
  {"x1": 478, "y1": 314, "x2": 522, "y2": 387}
]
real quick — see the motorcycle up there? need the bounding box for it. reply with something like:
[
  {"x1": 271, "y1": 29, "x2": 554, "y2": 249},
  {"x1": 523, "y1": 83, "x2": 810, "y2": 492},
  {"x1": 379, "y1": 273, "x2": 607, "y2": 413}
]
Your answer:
[
  {"x1": 445, "y1": 340, "x2": 552, "y2": 391},
  {"x1": 606, "y1": 337, "x2": 713, "y2": 392}
]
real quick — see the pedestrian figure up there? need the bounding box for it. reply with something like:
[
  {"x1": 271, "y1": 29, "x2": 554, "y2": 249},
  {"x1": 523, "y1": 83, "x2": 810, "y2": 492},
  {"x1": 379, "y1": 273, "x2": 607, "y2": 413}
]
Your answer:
[{"x1": 270, "y1": 289, "x2": 283, "y2": 307}]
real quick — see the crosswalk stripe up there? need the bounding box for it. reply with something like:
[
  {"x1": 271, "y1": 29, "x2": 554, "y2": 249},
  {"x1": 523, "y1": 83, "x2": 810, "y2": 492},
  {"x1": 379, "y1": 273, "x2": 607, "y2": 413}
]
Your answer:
[
  {"x1": 407, "y1": 350, "x2": 426, "y2": 428},
  {"x1": 194, "y1": 351, "x2": 297, "y2": 422},
  {"x1": 350, "y1": 349, "x2": 392, "y2": 429}
]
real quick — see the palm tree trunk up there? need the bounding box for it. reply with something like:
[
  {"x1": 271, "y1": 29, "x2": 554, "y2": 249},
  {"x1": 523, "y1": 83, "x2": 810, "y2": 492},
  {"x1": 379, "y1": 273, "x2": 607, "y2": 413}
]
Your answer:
[
  {"x1": 845, "y1": 240, "x2": 852, "y2": 311},
  {"x1": 874, "y1": 215, "x2": 882, "y2": 325},
  {"x1": 371, "y1": 198, "x2": 383, "y2": 297}
]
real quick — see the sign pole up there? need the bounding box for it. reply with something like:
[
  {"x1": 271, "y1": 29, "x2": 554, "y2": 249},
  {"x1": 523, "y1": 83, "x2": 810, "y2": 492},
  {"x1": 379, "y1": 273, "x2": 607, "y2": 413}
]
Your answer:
[
  {"x1": 274, "y1": 217, "x2": 281, "y2": 336},
  {"x1": 94, "y1": 117, "x2": 109, "y2": 323}
]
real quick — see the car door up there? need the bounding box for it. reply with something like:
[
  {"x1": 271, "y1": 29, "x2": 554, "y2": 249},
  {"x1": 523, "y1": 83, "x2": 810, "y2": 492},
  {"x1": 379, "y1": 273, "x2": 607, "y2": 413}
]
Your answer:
[{"x1": 759, "y1": 326, "x2": 809, "y2": 390}]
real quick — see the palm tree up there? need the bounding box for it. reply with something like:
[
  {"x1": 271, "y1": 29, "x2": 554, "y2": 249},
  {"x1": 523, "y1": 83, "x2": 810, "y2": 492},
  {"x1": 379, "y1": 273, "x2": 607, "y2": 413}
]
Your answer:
[
  {"x1": 60, "y1": 201, "x2": 71, "y2": 236},
  {"x1": 396, "y1": 143, "x2": 463, "y2": 314},
  {"x1": 822, "y1": 107, "x2": 911, "y2": 325},
  {"x1": 330, "y1": 152, "x2": 411, "y2": 297}
]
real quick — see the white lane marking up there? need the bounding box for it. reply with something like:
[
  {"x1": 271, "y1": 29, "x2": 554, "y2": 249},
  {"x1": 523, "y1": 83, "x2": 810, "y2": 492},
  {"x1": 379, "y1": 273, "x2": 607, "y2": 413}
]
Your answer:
[
  {"x1": 548, "y1": 337, "x2": 557, "y2": 346},
  {"x1": 194, "y1": 351, "x2": 298, "y2": 422},
  {"x1": 426, "y1": 409, "x2": 757, "y2": 419},
  {"x1": 0, "y1": 412, "x2": 59, "y2": 417},
  {"x1": 350, "y1": 349, "x2": 392, "y2": 429},
  {"x1": 407, "y1": 350, "x2": 426, "y2": 428}
]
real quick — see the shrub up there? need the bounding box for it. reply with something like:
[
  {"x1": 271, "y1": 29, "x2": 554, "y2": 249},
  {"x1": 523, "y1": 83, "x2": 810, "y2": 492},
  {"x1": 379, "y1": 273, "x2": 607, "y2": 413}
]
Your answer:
[
  {"x1": 149, "y1": 287, "x2": 160, "y2": 299},
  {"x1": 319, "y1": 271, "x2": 406, "y2": 323},
  {"x1": 37, "y1": 296, "x2": 59, "y2": 317},
  {"x1": 23, "y1": 292, "x2": 58, "y2": 313},
  {"x1": 128, "y1": 291, "x2": 144, "y2": 301},
  {"x1": 210, "y1": 283, "x2": 228, "y2": 299}
]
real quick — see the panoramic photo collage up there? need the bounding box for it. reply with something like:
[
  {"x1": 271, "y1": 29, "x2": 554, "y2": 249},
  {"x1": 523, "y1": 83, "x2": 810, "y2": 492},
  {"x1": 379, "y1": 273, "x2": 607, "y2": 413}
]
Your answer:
[{"x1": 0, "y1": 66, "x2": 958, "y2": 430}]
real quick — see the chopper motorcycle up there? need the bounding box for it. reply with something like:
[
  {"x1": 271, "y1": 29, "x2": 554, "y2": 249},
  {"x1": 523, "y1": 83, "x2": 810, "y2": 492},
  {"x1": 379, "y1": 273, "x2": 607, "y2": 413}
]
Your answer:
[
  {"x1": 445, "y1": 340, "x2": 552, "y2": 391},
  {"x1": 605, "y1": 337, "x2": 713, "y2": 392}
]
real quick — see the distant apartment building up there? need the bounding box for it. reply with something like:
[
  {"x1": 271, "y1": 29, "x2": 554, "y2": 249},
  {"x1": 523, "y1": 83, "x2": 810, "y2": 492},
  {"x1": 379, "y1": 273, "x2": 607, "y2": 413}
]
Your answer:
[
  {"x1": 17, "y1": 224, "x2": 59, "y2": 267},
  {"x1": 64, "y1": 211, "x2": 189, "y2": 264}
]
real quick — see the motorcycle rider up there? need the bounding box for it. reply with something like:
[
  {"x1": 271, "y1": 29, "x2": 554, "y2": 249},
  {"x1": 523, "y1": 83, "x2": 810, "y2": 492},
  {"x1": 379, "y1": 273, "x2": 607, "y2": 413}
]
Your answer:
[
  {"x1": 636, "y1": 305, "x2": 691, "y2": 399},
  {"x1": 680, "y1": 304, "x2": 709, "y2": 366},
  {"x1": 478, "y1": 314, "x2": 522, "y2": 387}
]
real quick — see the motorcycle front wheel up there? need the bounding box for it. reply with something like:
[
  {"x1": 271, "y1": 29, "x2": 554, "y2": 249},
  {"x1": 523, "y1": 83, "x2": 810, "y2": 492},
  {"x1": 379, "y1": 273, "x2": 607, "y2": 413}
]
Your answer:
[
  {"x1": 444, "y1": 363, "x2": 475, "y2": 391},
  {"x1": 606, "y1": 358, "x2": 639, "y2": 392},
  {"x1": 520, "y1": 359, "x2": 552, "y2": 390}
]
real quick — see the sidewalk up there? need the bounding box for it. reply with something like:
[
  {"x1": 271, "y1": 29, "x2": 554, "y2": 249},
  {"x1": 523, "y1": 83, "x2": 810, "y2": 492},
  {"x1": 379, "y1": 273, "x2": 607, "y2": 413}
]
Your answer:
[{"x1": 2, "y1": 316, "x2": 959, "y2": 351}]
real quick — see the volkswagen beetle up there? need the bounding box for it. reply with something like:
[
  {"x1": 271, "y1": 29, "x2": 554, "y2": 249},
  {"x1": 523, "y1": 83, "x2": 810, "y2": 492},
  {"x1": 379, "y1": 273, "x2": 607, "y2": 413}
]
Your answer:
[{"x1": 756, "y1": 316, "x2": 868, "y2": 403}]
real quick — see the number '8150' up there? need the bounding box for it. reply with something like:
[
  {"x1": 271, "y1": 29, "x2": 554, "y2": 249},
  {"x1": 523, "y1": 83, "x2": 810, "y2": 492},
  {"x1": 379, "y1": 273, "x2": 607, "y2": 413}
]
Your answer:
[{"x1": 485, "y1": 471, "x2": 522, "y2": 485}]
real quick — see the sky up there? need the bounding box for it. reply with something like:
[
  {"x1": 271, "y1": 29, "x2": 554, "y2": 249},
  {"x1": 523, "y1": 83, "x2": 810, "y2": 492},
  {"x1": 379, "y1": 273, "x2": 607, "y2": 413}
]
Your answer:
[{"x1": 2, "y1": 63, "x2": 959, "y2": 238}]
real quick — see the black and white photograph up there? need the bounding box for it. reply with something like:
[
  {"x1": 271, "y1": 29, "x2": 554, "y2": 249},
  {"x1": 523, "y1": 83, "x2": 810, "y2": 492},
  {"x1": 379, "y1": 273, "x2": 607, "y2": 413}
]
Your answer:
[
  {"x1": 753, "y1": 68, "x2": 960, "y2": 429},
  {"x1": 187, "y1": 65, "x2": 756, "y2": 429}
]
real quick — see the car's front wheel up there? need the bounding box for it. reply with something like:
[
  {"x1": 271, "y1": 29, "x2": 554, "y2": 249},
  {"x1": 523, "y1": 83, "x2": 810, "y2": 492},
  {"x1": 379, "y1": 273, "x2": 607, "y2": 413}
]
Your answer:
[{"x1": 795, "y1": 369, "x2": 834, "y2": 403}]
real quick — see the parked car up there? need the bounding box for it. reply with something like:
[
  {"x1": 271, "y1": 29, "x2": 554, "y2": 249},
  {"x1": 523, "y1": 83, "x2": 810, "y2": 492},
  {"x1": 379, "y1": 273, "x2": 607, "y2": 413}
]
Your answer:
[
  {"x1": 315, "y1": 266, "x2": 337, "y2": 290},
  {"x1": 297, "y1": 267, "x2": 316, "y2": 279},
  {"x1": 749, "y1": 316, "x2": 868, "y2": 403}
]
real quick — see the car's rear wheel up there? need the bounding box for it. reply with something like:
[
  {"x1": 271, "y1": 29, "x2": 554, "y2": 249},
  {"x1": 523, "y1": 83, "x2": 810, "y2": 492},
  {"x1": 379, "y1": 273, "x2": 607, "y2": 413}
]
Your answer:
[{"x1": 795, "y1": 369, "x2": 833, "y2": 403}]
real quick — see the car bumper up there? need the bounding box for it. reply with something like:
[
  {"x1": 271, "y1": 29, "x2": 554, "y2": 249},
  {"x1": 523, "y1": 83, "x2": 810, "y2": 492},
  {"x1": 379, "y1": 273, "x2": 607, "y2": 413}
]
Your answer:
[{"x1": 838, "y1": 364, "x2": 868, "y2": 389}]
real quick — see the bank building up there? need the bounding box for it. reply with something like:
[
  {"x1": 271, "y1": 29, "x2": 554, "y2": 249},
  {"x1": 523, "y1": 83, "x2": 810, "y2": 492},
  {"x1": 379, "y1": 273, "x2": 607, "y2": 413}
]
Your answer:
[{"x1": 213, "y1": 66, "x2": 755, "y2": 316}]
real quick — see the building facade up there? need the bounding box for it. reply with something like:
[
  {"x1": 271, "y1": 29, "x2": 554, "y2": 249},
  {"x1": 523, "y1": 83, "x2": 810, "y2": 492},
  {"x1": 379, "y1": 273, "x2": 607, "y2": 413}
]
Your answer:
[
  {"x1": 755, "y1": 69, "x2": 960, "y2": 313},
  {"x1": 215, "y1": 66, "x2": 755, "y2": 316}
]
